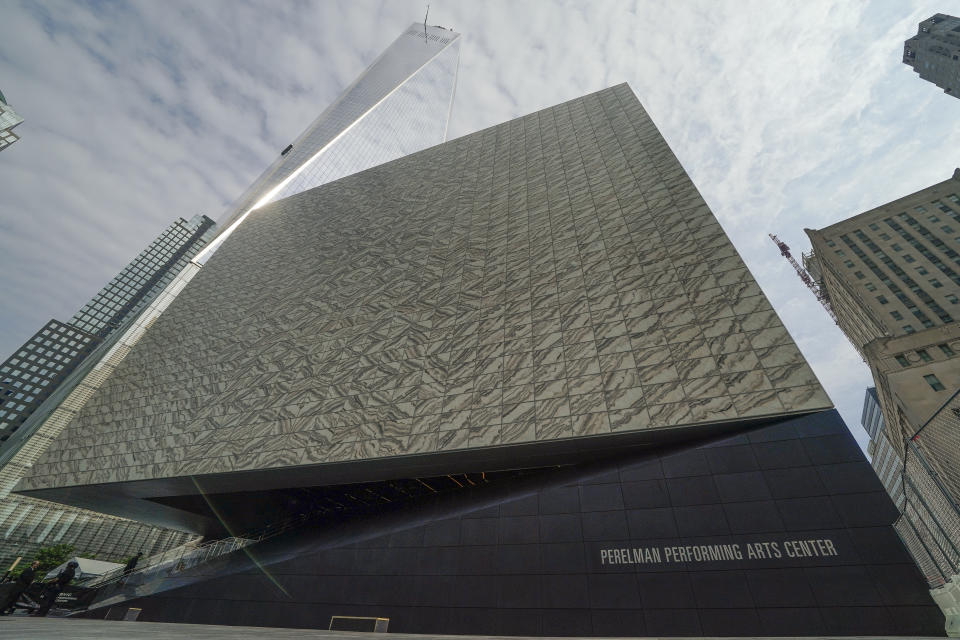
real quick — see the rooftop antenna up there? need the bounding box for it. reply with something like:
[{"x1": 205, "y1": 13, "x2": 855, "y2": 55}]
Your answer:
[{"x1": 424, "y1": 5, "x2": 430, "y2": 42}]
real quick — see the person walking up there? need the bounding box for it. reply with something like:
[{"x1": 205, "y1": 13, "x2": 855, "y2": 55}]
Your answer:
[
  {"x1": 122, "y1": 552, "x2": 143, "y2": 576},
  {"x1": 33, "y1": 560, "x2": 77, "y2": 617},
  {"x1": 0, "y1": 560, "x2": 39, "y2": 614}
]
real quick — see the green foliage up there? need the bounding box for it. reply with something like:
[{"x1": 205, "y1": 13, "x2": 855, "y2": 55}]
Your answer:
[
  {"x1": 35, "y1": 543, "x2": 75, "y2": 573},
  {"x1": 4, "y1": 543, "x2": 76, "y2": 581}
]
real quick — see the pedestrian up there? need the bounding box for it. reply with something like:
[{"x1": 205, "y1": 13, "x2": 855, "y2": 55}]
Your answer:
[
  {"x1": 33, "y1": 560, "x2": 77, "y2": 617},
  {"x1": 0, "y1": 560, "x2": 39, "y2": 615},
  {"x1": 123, "y1": 552, "x2": 143, "y2": 575}
]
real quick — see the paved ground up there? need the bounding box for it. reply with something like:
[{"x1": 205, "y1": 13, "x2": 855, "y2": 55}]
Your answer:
[
  {"x1": 2, "y1": 617, "x2": 374, "y2": 639},
  {"x1": 0, "y1": 618, "x2": 948, "y2": 640}
]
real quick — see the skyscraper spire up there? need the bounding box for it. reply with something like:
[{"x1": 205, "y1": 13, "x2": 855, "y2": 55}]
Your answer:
[{"x1": 198, "y1": 23, "x2": 461, "y2": 262}]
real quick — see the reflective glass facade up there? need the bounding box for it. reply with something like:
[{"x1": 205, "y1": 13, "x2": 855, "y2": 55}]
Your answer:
[
  {"x1": 202, "y1": 23, "x2": 460, "y2": 257},
  {"x1": 271, "y1": 32, "x2": 459, "y2": 202},
  {"x1": 0, "y1": 89, "x2": 23, "y2": 152},
  {"x1": 0, "y1": 216, "x2": 215, "y2": 568},
  {"x1": 862, "y1": 387, "x2": 904, "y2": 509},
  {"x1": 71, "y1": 215, "x2": 216, "y2": 337},
  {"x1": 0, "y1": 320, "x2": 102, "y2": 443},
  {"x1": 0, "y1": 215, "x2": 215, "y2": 454},
  {"x1": 0, "y1": 494, "x2": 194, "y2": 571}
]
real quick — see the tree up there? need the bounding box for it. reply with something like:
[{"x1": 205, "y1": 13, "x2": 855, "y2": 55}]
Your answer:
[
  {"x1": 5, "y1": 543, "x2": 76, "y2": 581},
  {"x1": 34, "y1": 543, "x2": 76, "y2": 574}
]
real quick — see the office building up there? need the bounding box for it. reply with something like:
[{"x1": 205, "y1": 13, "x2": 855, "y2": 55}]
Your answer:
[
  {"x1": 1, "y1": 21, "x2": 461, "y2": 574},
  {"x1": 804, "y1": 170, "x2": 960, "y2": 477},
  {"x1": 862, "y1": 387, "x2": 904, "y2": 509},
  {"x1": 0, "y1": 493, "x2": 193, "y2": 575},
  {"x1": 906, "y1": 388, "x2": 960, "y2": 600},
  {"x1": 0, "y1": 321, "x2": 103, "y2": 445},
  {"x1": 903, "y1": 13, "x2": 960, "y2": 99},
  {"x1": 805, "y1": 171, "x2": 960, "y2": 623},
  {"x1": 206, "y1": 22, "x2": 460, "y2": 255},
  {"x1": 0, "y1": 88, "x2": 24, "y2": 151},
  {"x1": 70, "y1": 214, "x2": 216, "y2": 337},
  {"x1": 0, "y1": 215, "x2": 216, "y2": 450},
  {"x1": 16, "y1": 85, "x2": 944, "y2": 636},
  {"x1": 0, "y1": 215, "x2": 215, "y2": 569}
]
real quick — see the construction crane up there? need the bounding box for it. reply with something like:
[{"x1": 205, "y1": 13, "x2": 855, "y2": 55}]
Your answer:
[{"x1": 769, "y1": 234, "x2": 839, "y2": 325}]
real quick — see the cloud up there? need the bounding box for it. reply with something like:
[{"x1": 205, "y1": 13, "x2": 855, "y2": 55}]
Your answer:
[{"x1": 1, "y1": 0, "x2": 957, "y2": 445}]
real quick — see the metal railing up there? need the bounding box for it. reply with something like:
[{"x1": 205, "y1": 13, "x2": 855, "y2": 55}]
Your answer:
[
  {"x1": 80, "y1": 538, "x2": 220, "y2": 588},
  {"x1": 73, "y1": 511, "x2": 321, "y2": 610},
  {"x1": 70, "y1": 468, "x2": 510, "y2": 611},
  {"x1": 71, "y1": 536, "x2": 257, "y2": 611}
]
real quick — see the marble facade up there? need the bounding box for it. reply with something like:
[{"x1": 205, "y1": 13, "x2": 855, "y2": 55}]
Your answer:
[{"x1": 15, "y1": 84, "x2": 831, "y2": 518}]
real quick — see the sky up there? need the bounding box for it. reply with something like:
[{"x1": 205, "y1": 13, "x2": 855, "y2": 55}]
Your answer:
[{"x1": 1, "y1": 0, "x2": 958, "y2": 449}]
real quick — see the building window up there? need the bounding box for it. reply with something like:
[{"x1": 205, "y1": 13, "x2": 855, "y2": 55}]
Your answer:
[
  {"x1": 917, "y1": 349, "x2": 933, "y2": 362},
  {"x1": 948, "y1": 294, "x2": 959, "y2": 304},
  {"x1": 939, "y1": 343, "x2": 955, "y2": 357},
  {"x1": 924, "y1": 374, "x2": 946, "y2": 391},
  {"x1": 916, "y1": 266, "x2": 929, "y2": 275},
  {"x1": 903, "y1": 254, "x2": 916, "y2": 263},
  {"x1": 943, "y1": 226, "x2": 955, "y2": 234},
  {"x1": 869, "y1": 223, "x2": 880, "y2": 231},
  {"x1": 904, "y1": 324, "x2": 916, "y2": 334},
  {"x1": 892, "y1": 243, "x2": 902, "y2": 251},
  {"x1": 879, "y1": 233, "x2": 891, "y2": 241},
  {"x1": 930, "y1": 278, "x2": 943, "y2": 288},
  {"x1": 896, "y1": 354, "x2": 910, "y2": 367},
  {"x1": 835, "y1": 249, "x2": 845, "y2": 256},
  {"x1": 877, "y1": 295, "x2": 889, "y2": 304},
  {"x1": 844, "y1": 260, "x2": 855, "y2": 268},
  {"x1": 865, "y1": 283, "x2": 877, "y2": 291},
  {"x1": 854, "y1": 271, "x2": 865, "y2": 279}
]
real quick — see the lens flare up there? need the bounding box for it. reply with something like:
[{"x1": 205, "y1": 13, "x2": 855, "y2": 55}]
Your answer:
[{"x1": 190, "y1": 475, "x2": 290, "y2": 597}]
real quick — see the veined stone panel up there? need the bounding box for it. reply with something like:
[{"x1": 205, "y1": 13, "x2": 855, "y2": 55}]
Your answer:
[{"x1": 17, "y1": 84, "x2": 830, "y2": 495}]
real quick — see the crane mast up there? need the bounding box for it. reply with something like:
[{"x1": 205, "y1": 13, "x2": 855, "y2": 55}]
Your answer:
[{"x1": 769, "y1": 234, "x2": 839, "y2": 325}]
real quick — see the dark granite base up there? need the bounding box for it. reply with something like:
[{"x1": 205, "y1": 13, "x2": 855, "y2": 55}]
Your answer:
[{"x1": 98, "y1": 411, "x2": 945, "y2": 636}]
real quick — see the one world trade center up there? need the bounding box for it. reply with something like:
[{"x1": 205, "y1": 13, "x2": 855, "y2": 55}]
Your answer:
[
  {"x1": 0, "y1": 20, "x2": 461, "y2": 572},
  {"x1": 201, "y1": 22, "x2": 462, "y2": 258}
]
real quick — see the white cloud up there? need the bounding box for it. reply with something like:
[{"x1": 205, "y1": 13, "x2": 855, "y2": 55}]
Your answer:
[{"x1": 0, "y1": 0, "x2": 957, "y2": 447}]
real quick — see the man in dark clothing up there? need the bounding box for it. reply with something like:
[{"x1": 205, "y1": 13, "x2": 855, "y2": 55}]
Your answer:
[
  {"x1": 33, "y1": 560, "x2": 77, "y2": 617},
  {"x1": 123, "y1": 552, "x2": 143, "y2": 575},
  {"x1": 0, "y1": 560, "x2": 39, "y2": 614}
]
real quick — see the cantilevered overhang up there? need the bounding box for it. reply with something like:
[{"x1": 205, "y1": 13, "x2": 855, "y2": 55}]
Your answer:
[
  {"x1": 13, "y1": 85, "x2": 834, "y2": 536},
  {"x1": 15, "y1": 411, "x2": 826, "y2": 536}
]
